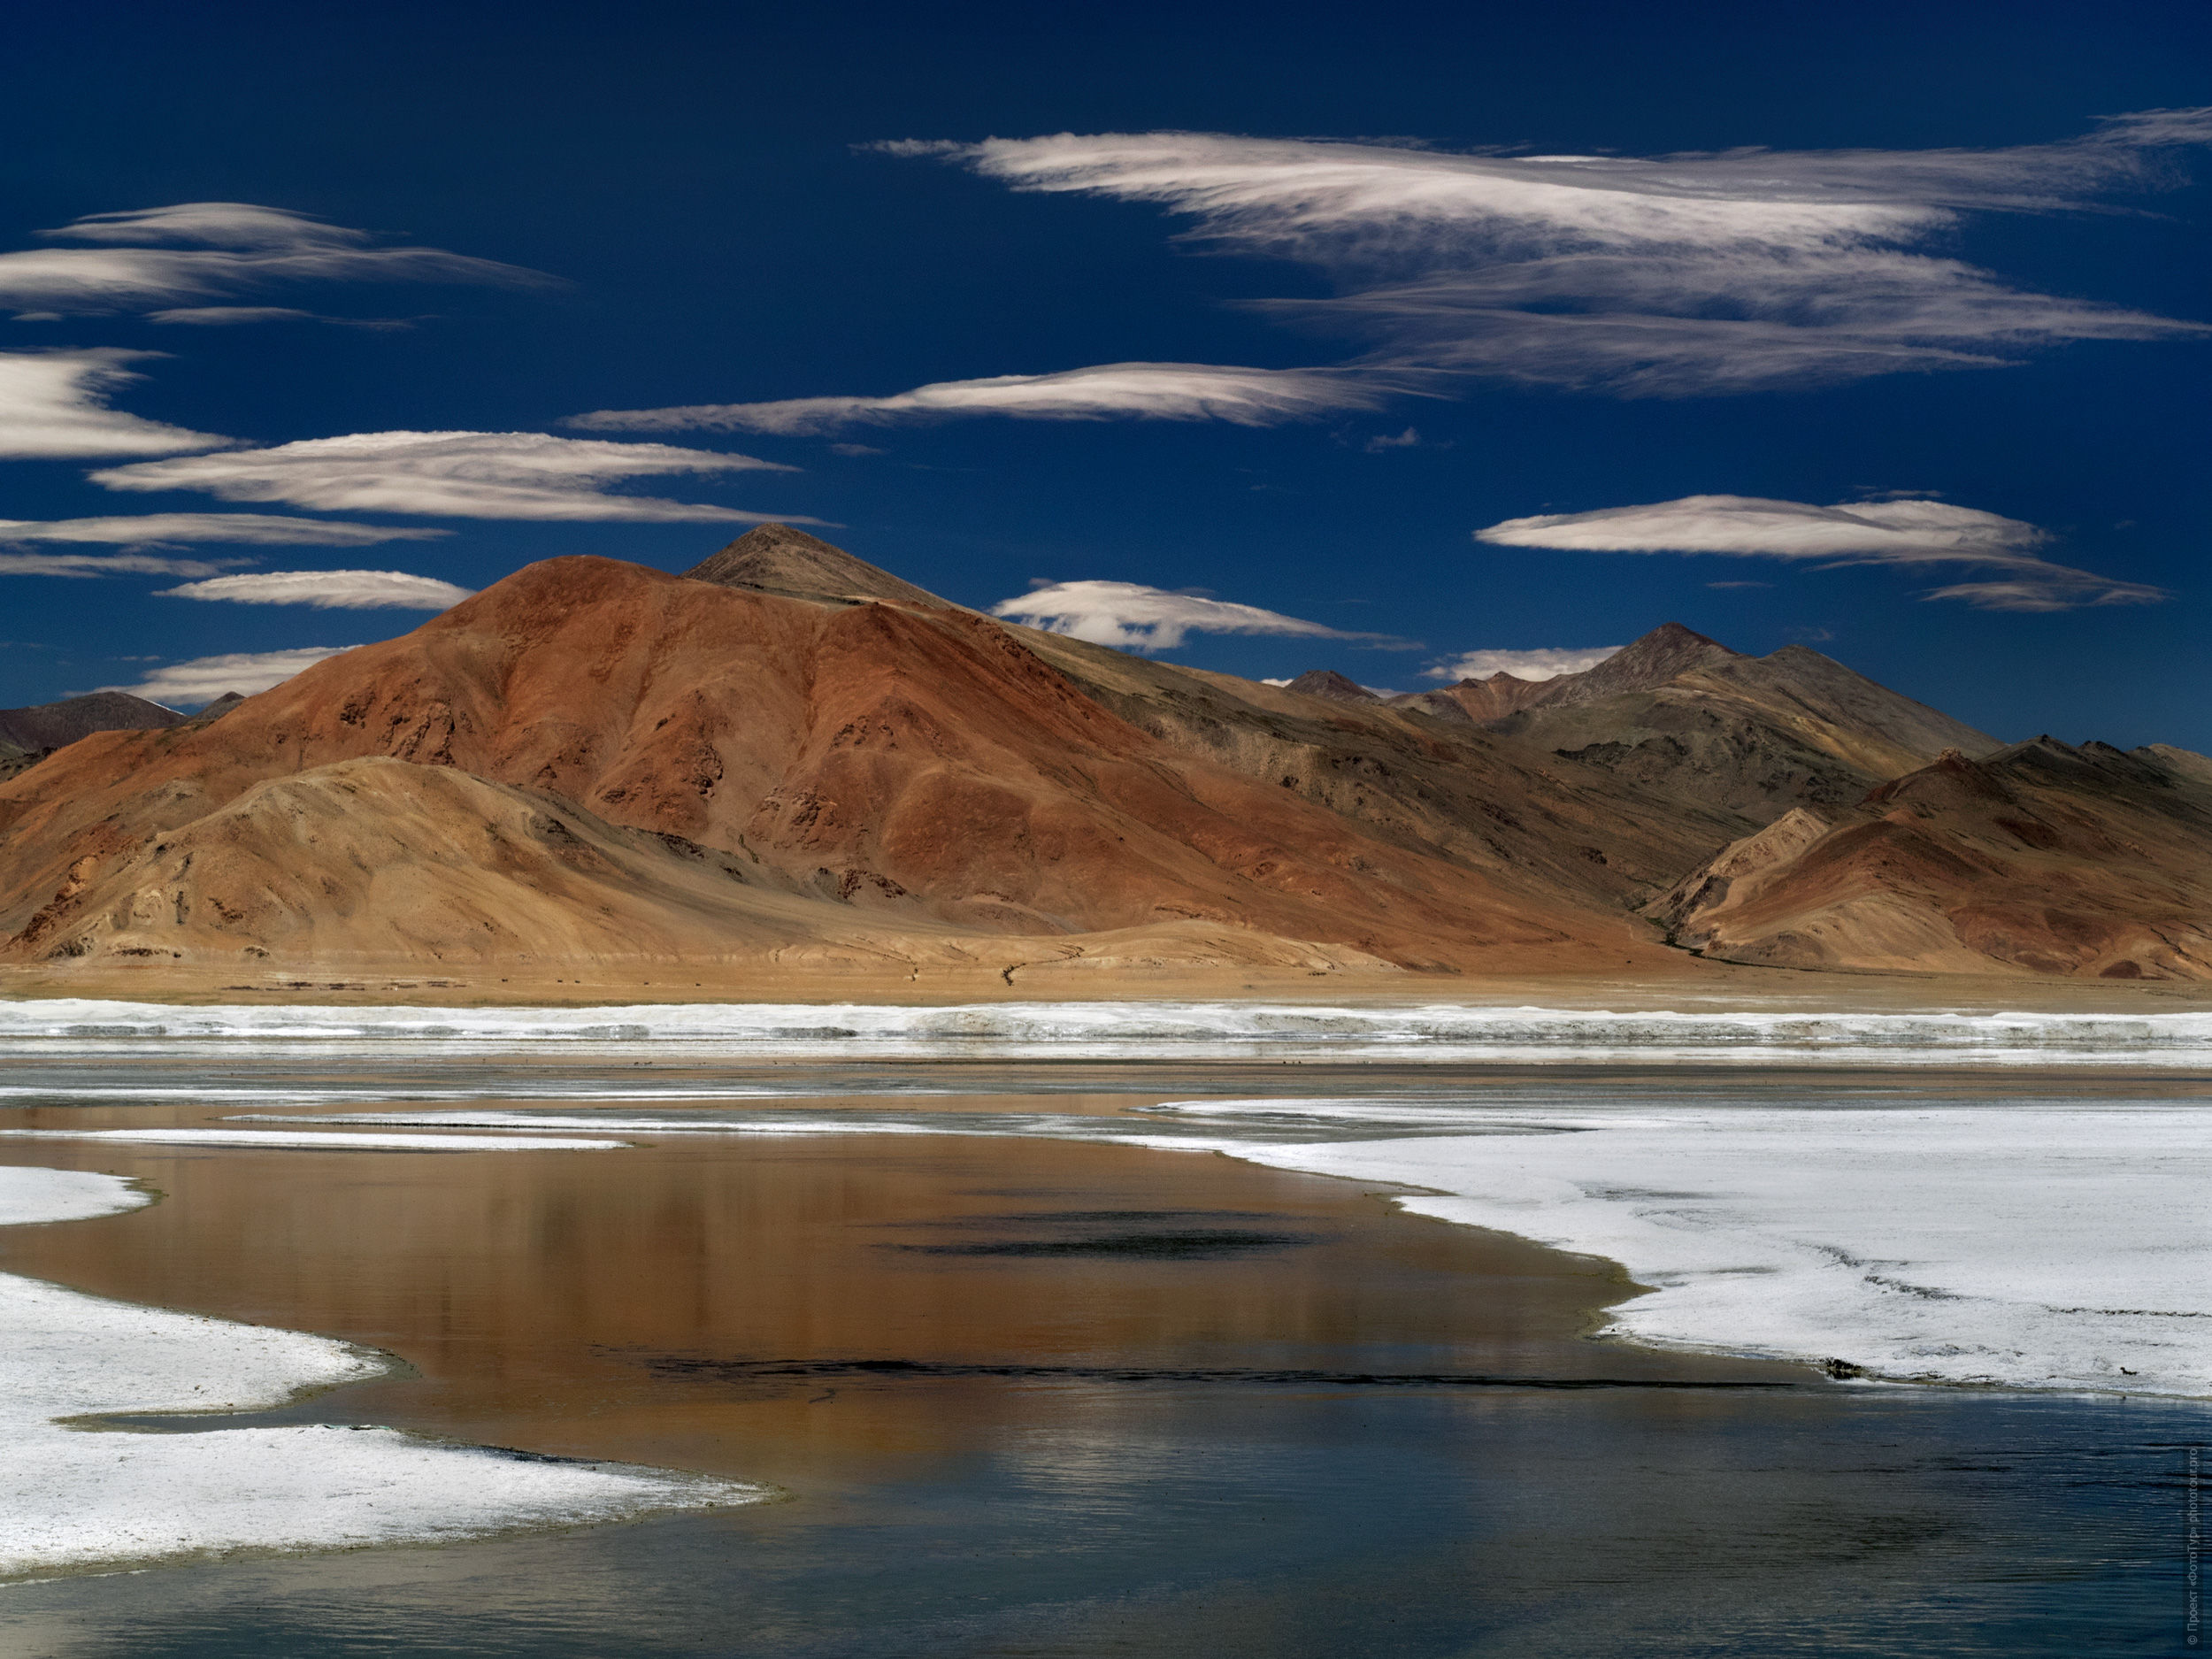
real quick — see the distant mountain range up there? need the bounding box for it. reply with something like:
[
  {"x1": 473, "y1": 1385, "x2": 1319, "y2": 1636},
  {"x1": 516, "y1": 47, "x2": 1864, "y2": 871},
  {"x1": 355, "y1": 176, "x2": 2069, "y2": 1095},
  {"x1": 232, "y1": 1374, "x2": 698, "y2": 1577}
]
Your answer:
[{"x1": 4, "y1": 524, "x2": 2208, "y2": 985}]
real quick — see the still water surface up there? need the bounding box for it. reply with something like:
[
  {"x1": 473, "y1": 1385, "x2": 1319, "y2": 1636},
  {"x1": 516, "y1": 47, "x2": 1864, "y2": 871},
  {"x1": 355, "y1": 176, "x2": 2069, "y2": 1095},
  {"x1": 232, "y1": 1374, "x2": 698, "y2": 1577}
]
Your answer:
[{"x1": 0, "y1": 1065, "x2": 2200, "y2": 1655}]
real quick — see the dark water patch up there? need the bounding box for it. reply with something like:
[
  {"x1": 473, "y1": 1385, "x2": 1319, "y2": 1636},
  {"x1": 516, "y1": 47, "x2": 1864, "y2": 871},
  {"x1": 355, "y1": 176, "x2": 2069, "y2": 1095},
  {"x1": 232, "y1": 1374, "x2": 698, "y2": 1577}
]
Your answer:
[
  {"x1": 890, "y1": 1208, "x2": 1293, "y2": 1225},
  {"x1": 632, "y1": 1355, "x2": 1804, "y2": 1393},
  {"x1": 870, "y1": 1205, "x2": 1325, "y2": 1258},
  {"x1": 881, "y1": 1227, "x2": 1320, "y2": 1259}
]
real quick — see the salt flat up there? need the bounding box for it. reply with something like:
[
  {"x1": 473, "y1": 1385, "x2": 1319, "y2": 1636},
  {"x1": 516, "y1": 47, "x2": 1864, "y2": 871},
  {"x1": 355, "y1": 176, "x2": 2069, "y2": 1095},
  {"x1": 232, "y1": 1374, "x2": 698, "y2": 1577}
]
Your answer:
[
  {"x1": 0, "y1": 1127, "x2": 627, "y2": 1152},
  {"x1": 1156, "y1": 1100, "x2": 2212, "y2": 1396},
  {"x1": 4, "y1": 997, "x2": 2212, "y2": 1065}
]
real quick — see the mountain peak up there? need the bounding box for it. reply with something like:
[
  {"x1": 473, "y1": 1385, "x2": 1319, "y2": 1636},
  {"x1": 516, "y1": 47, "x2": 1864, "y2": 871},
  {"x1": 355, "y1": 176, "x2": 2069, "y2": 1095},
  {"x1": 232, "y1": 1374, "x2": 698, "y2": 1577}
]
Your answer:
[
  {"x1": 1528, "y1": 621, "x2": 1740, "y2": 710},
  {"x1": 684, "y1": 524, "x2": 949, "y2": 610},
  {"x1": 1416, "y1": 670, "x2": 1554, "y2": 720},
  {"x1": 0, "y1": 691, "x2": 186, "y2": 753},
  {"x1": 1284, "y1": 669, "x2": 1379, "y2": 703}
]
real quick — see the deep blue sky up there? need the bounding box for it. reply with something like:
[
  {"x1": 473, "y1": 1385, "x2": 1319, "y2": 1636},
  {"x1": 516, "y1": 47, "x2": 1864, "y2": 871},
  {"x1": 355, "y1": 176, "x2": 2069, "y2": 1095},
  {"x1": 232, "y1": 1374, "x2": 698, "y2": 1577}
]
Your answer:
[{"x1": 3, "y1": 0, "x2": 2207, "y2": 748}]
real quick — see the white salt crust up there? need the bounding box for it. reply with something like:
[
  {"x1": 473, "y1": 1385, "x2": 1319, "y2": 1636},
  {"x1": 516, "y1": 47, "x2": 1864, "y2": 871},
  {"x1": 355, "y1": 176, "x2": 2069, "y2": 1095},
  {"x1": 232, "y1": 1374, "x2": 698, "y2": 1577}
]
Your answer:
[
  {"x1": 0, "y1": 1167, "x2": 762, "y2": 1581},
  {"x1": 1148, "y1": 1100, "x2": 2212, "y2": 1397},
  {"x1": 4, "y1": 998, "x2": 2209, "y2": 1065},
  {"x1": 0, "y1": 1128, "x2": 626, "y2": 1152}
]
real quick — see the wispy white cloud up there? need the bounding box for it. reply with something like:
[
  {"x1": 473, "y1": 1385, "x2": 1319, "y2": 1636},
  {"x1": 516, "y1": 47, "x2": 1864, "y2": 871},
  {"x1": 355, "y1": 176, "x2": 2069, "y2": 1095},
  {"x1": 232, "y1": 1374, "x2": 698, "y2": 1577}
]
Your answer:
[
  {"x1": 0, "y1": 349, "x2": 230, "y2": 457},
  {"x1": 144, "y1": 305, "x2": 413, "y2": 329},
  {"x1": 1476, "y1": 494, "x2": 2166, "y2": 611},
  {"x1": 1422, "y1": 645, "x2": 1621, "y2": 682},
  {"x1": 566, "y1": 362, "x2": 1392, "y2": 434},
  {"x1": 1914, "y1": 577, "x2": 2166, "y2": 613},
  {"x1": 901, "y1": 113, "x2": 2212, "y2": 395},
  {"x1": 91, "y1": 430, "x2": 819, "y2": 523},
  {"x1": 1361, "y1": 426, "x2": 1435, "y2": 452},
  {"x1": 993, "y1": 578, "x2": 1399, "y2": 652},
  {"x1": 0, "y1": 203, "x2": 549, "y2": 316},
  {"x1": 157, "y1": 570, "x2": 475, "y2": 610},
  {"x1": 101, "y1": 645, "x2": 352, "y2": 708},
  {"x1": 0, "y1": 551, "x2": 237, "y2": 579},
  {"x1": 0, "y1": 512, "x2": 447, "y2": 547}
]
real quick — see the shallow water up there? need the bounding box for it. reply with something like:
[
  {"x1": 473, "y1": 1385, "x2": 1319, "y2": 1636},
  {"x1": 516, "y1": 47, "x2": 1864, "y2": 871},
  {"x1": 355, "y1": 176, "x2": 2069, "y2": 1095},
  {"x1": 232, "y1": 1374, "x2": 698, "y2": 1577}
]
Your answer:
[{"x1": 1, "y1": 1059, "x2": 2206, "y2": 1655}]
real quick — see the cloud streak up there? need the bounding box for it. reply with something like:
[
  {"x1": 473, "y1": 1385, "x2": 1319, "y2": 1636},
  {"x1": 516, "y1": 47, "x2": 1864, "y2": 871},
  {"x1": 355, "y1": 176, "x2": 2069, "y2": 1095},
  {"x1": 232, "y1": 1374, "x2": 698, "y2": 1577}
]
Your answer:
[
  {"x1": 902, "y1": 113, "x2": 2212, "y2": 395},
  {"x1": 0, "y1": 349, "x2": 230, "y2": 457},
  {"x1": 1423, "y1": 645, "x2": 1621, "y2": 682},
  {"x1": 993, "y1": 578, "x2": 1400, "y2": 652},
  {"x1": 1476, "y1": 495, "x2": 2165, "y2": 611},
  {"x1": 144, "y1": 306, "x2": 413, "y2": 329},
  {"x1": 0, "y1": 551, "x2": 237, "y2": 579},
  {"x1": 0, "y1": 512, "x2": 447, "y2": 547},
  {"x1": 90, "y1": 431, "x2": 819, "y2": 523},
  {"x1": 567, "y1": 362, "x2": 1393, "y2": 434},
  {"x1": 101, "y1": 646, "x2": 353, "y2": 708},
  {"x1": 0, "y1": 203, "x2": 549, "y2": 316},
  {"x1": 157, "y1": 570, "x2": 476, "y2": 611}
]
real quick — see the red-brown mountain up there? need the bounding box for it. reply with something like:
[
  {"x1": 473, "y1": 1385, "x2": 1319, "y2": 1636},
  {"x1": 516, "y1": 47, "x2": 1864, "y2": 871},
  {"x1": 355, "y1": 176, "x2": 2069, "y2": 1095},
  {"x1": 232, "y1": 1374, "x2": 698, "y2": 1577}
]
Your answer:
[{"x1": 3, "y1": 526, "x2": 2207, "y2": 986}]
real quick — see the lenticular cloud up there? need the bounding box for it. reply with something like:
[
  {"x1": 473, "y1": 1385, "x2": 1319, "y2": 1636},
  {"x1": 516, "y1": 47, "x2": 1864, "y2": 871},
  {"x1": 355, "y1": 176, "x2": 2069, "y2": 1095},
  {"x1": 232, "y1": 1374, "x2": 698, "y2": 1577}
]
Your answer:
[
  {"x1": 0, "y1": 202, "x2": 549, "y2": 317},
  {"x1": 103, "y1": 647, "x2": 354, "y2": 706},
  {"x1": 0, "y1": 349, "x2": 230, "y2": 458},
  {"x1": 568, "y1": 361, "x2": 1391, "y2": 435},
  {"x1": 90, "y1": 430, "x2": 818, "y2": 524},
  {"x1": 157, "y1": 570, "x2": 476, "y2": 611},
  {"x1": 904, "y1": 112, "x2": 2212, "y2": 395},
  {"x1": 992, "y1": 579, "x2": 1393, "y2": 652},
  {"x1": 1474, "y1": 495, "x2": 2165, "y2": 611},
  {"x1": 1421, "y1": 645, "x2": 1621, "y2": 683}
]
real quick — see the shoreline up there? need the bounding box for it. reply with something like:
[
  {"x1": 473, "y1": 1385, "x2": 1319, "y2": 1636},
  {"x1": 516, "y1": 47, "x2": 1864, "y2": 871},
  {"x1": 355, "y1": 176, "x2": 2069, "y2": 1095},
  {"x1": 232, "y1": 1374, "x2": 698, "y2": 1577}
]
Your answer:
[
  {"x1": 0, "y1": 1164, "x2": 765, "y2": 1582},
  {"x1": 10, "y1": 961, "x2": 2212, "y2": 1013}
]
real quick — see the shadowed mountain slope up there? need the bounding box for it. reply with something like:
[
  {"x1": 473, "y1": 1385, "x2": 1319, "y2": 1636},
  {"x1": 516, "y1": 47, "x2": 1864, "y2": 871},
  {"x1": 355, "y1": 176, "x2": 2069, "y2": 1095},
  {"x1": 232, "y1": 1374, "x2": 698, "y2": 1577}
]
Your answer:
[
  {"x1": 1282, "y1": 670, "x2": 1378, "y2": 704},
  {"x1": 1648, "y1": 741, "x2": 2212, "y2": 978},
  {"x1": 0, "y1": 691, "x2": 184, "y2": 752},
  {"x1": 1525, "y1": 622, "x2": 1738, "y2": 710},
  {"x1": 1481, "y1": 631, "x2": 2003, "y2": 820}
]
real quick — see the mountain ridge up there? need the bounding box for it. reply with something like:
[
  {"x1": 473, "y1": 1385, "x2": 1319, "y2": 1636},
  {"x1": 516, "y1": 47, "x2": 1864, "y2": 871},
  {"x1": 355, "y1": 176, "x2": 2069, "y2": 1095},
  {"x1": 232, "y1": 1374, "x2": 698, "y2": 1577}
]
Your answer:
[{"x1": 4, "y1": 532, "x2": 2203, "y2": 987}]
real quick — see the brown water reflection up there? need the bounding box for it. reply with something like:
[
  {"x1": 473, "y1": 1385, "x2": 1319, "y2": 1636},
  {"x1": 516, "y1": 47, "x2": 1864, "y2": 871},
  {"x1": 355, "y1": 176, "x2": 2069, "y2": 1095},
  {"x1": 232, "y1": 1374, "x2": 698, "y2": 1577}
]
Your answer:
[{"x1": 0, "y1": 1094, "x2": 1805, "y2": 1505}]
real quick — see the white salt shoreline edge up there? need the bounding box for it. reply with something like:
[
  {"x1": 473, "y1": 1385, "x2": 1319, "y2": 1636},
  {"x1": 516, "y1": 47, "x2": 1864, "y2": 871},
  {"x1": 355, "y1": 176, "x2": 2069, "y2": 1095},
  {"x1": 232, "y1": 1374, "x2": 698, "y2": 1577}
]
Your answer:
[
  {"x1": 0, "y1": 1128, "x2": 629, "y2": 1152},
  {"x1": 6, "y1": 997, "x2": 2212, "y2": 1065},
  {"x1": 0, "y1": 1167, "x2": 767, "y2": 1583}
]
